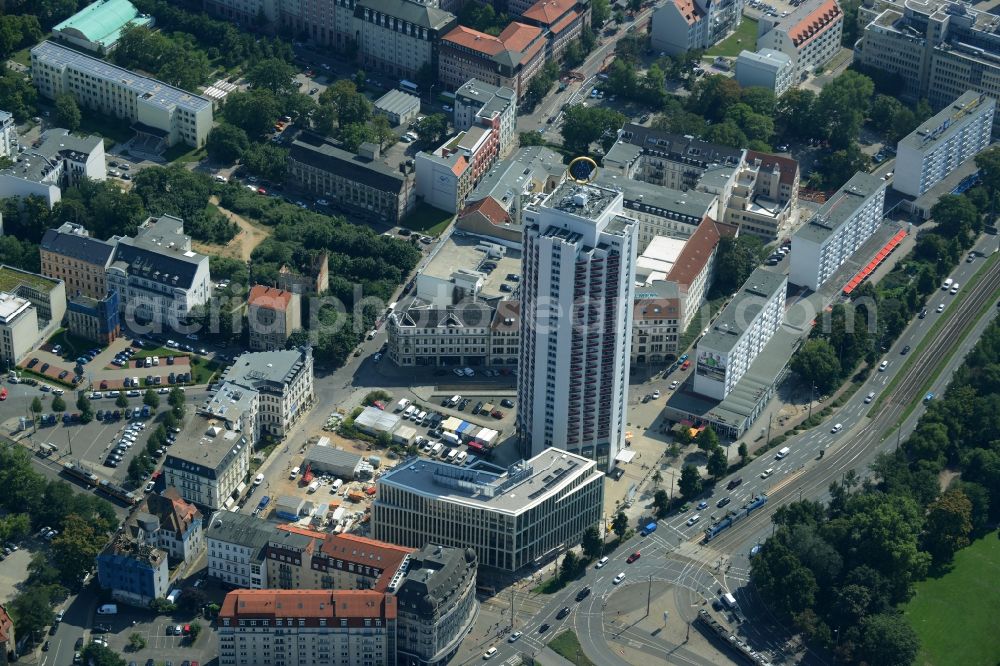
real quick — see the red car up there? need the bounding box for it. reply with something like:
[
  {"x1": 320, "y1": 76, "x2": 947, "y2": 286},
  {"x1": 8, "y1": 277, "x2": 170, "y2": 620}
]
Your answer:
[
  {"x1": 681, "y1": 360, "x2": 691, "y2": 370},
  {"x1": 491, "y1": 409, "x2": 504, "y2": 419},
  {"x1": 257, "y1": 187, "x2": 267, "y2": 195},
  {"x1": 626, "y1": 551, "x2": 641, "y2": 563}
]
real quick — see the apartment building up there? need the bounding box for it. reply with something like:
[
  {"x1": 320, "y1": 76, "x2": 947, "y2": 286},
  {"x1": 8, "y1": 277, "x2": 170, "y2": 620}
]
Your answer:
[
  {"x1": 52, "y1": 0, "x2": 153, "y2": 52},
  {"x1": 665, "y1": 217, "x2": 735, "y2": 335},
  {"x1": 287, "y1": 134, "x2": 416, "y2": 226},
  {"x1": 218, "y1": 589, "x2": 397, "y2": 666},
  {"x1": 216, "y1": 347, "x2": 315, "y2": 439},
  {"x1": 693, "y1": 267, "x2": 787, "y2": 401},
  {"x1": 517, "y1": 182, "x2": 638, "y2": 469},
  {"x1": 461, "y1": 145, "x2": 564, "y2": 231},
  {"x1": 247, "y1": 285, "x2": 302, "y2": 351},
  {"x1": 894, "y1": 91, "x2": 995, "y2": 197},
  {"x1": 0, "y1": 265, "x2": 66, "y2": 327},
  {"x1": 202, "y1": 0, "x2": 279, "y2": 26},
  {"x1": 617, "y1": 124, "x2": 745, "y2": 191},
  {"x1": 857, "y1": 0, "x2": 1000, "y2": 116},
  {"x1": 735, "y1": 48, "x2": 795, "y2": 96},
  {"x1": 652, "y1": 0, "x2": 745, "y2": 56},
  {"x1": 0, "y1": 111, "x2": 17, "y2": 158},
  {"x1": 130, "y1": 488, "x2": 204, "y2": 564},
  {"x1": 713, "y1": 150, "x2": 800, "y2": 240},
  {"x1": 757, "y1": 0, "x2": 844, "y2": 77},
  {"x1": 106, "y1": 215, "x2": 211, "y2": 325},
  {"x1": 519, "y1": 0, "x2": 590, "y2": 60},
  {"x1": 453, "y1": 79, "x2": 517, "y2": 159},
  {"x1": 207, "y1": 512, "x2": 273, "y2": 589},
  {"x1": 30, "y1": 41, "x2": 213, "y2": 148},
  {"x1": 96, "y1": 532, "x2": 169, "y2": 607},
  {"x1": 0, "y1": 128, "x2": 105, "y2": 208},
  {"x1": 596, "y1": 173, "x2": 720, "y2": 251},
  {"x1": 0, "y1": 267, "x2": 66, "y2": 365},
  {"x1": 374, "y1": 449, "x2": 603, "y2": 572},
  {"x1": 789, "y1": 171, "x2": 887, "y2": 291},
  {"x1": 40, "y1": 222, "x2": 115, "y2": 300},
  {"x1": 164, "y1": 416, "x2": 252, "y2": 511},
  {"x1": 388, "y1": 298, "x2": 520, "y2": 367},
  {"x1": 415, "y1": 125, "x2": 498, "y2": 213},
  {"x1": 438, "y1": 23, "x2": 546, "y2": 100},
  {"x1": 632, "y1": 291, "x2": 681, "y2": 365},
  {"x1": 353, "y1": 0, "x2": 457, "y2": 79}
]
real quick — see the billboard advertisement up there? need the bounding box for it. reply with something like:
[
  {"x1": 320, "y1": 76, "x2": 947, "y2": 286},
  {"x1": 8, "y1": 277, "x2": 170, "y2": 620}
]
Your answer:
[{"x1": 696, "y1": 350, "x2": 727, "y2": 383}]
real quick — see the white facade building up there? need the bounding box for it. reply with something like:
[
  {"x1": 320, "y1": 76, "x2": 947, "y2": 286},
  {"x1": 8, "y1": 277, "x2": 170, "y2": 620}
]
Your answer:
[
  {"x1": 517, "y1": 182, "x2": 638, "y2": 470},
  {"x1": 789, "y1": 172, "x2": 887, "y2": 291},
  {"x1": 651, "y1": 0, "x2": 745, "y2": 56},
  {"x1": 31, "y1": 41, "x2": 213, "y2": 148},
  {"x1": 373, "y1": 449, "x2": 604, "y2": 572},
  {"x1": 894, "y1": 91, "x2": 996, "y2": 197},
  {"x1": 735, "y1": 48, "x2": 795, "y2": 96},
  {"x1": 0, "y1": 293, "x2": 38, "y2": 367},
  {"x1": 0, "y1": 128, "x2": 105, "y2": 208},
  {"x1": 214, "y1": 347, "x2": 314, "y2": 439},
  {"x1": 0, "y1": 111, "x2": 17, "y2": 158},
  {"x1": 206, "y1": 512, "x2": 273, "y2": 589},
  {"x1": 164, "y1": 417, "x2": 252, "y2": 511},
  {"x1": 106, "y1": 215, "x2": 211, "y2": 325},
  {"x1": 693, "y1": 268, "x2": 787, "y2": 401},
  {"x1": 757, "y1": 0, "x2": 843, "y2": 77}
]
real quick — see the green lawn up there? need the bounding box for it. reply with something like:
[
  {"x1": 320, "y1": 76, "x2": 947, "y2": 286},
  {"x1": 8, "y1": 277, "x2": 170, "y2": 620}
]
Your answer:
[
  {"x1": 189, "y1": 356, "x2": 222, "y2": 385},
  {"x1": 547, "y1": 631, "x2": 597, "y2": 666},
  {"x1": 163, "y1": 142, "x2": 206, "y2": 163},
  {"x1": 404, "y1": 202, "x2": 453, "y2": 236},
  {"x1": 705, "y1": 18, "x2": 758, "y2": 58},
  {"x1": 532, "y1": 576, "x2": 568, "y2": 595},
  {"x1": 79, "y1": 110, "x2": 135, "y2": 147},
  {"x1": 903, "y1": 531, "x2": 1000, "y2": 666},
  {"x1": 45, "y1": 329, "x2": 97, "y2": 360}
]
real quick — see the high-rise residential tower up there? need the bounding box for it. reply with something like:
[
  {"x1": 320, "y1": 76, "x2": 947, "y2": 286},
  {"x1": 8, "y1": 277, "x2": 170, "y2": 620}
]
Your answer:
[{"x1": 516, "y1": 178, "x2": 638, "y2": 470}]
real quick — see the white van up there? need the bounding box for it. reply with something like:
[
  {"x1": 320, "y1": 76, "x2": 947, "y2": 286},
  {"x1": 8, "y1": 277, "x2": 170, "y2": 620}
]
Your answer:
[
  {"x1": 455, "y1": 450, "x2": 468, "y2": 464},
  {"x1": 441, "y1": 431, "x2": 460, "y2": 446},
  {"x1": 97, "y1": 604, "x2": 118, "y2": 615},
  {"x1": 721, "y1": 592, "x2": 738, "y2": 610},
  {"x1": 395, "y1": 398, "x2": 411, "y2": 412},
  {"x1": 431, "y1": 442, "x2": 444, "y2": 456},
  {"x1": 448, "y1": 395, "x2": 461, "y2": 406},
  {"x1": 446, "y1": 448, "x2": 458, "y2": 461},
  {"x1": 775, "y1": 446, "x2": 790, "y2": 459},
  {"x1": 942, "y1": 277, "x2": 953, "y2": 291},
  {"x1": 307, "y1": 481, "x2": 319, "y2": 493},
  {"x1": 289, "y1": 466, "x2": 300, "y2": 480},
  {"x1": 402, "y1": 405, "x2": 416, "y2": 419},
  {"x1": 331, "y1": 479, "x2": 344, "y2": 491}
]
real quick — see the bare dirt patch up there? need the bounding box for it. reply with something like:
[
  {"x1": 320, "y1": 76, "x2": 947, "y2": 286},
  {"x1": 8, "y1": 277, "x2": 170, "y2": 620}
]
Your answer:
[{"x1": 193, "y1": 195, "x2": 271, "y2": 261}]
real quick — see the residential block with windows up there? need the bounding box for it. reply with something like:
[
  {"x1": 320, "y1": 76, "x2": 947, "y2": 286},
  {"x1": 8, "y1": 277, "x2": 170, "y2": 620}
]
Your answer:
[
  {"x1": 438, "y1": 23, "x2": 545, "y2": 100},
  {"x1": 129, "y1": 487, "x2": 204, "y2": 564},
  {"x1": 353, "y1": 0, "x2": 457, "y2": 80},
  {"x1": 30, "y1": 41, "x2": 213, "y2": 148},
  {"x1": 517, "y1": 182, "x2": 637, "y2": 469},
  {"x1": 218, "y1": 589, "x2": 397, "y2": 666},
  {"x1": 652, "y1": 0, "x2": 745, "y2": 56},
  {"x1": 247, "y1": 285, "x2": 302, "y2": 351},
  {"x1": 453, "y1": 79, "x2": 518, "y2": 159},
  {"x1": 693, "y1": 267, "x2": 787, "y2": 401},
  {"x1": 388, "y1": 298, "x2": 519, "y2": 367},
  {"x1": 287, "y1": 134, "x2": 416, "y2": 226},
  {"x1": 894, "y1": 91, "x2": 996, "y2": 197},
  {"x1": 789, "y1": 171, "x2": 887, "y2": 291},
  {"x1": 164, "y1": 416, "x2": 252, "y2": 512},
  {"x1": 757, "y1": 0, "x2": 844, "y2": 77},
  {"x1": 96, "y1": 532, "x2": 169, "y2": 608},
  {"x1": 519, "y1": 0, "x2": 590, "y2": 61},
  {"x1": 0, "y1": 128, "x2": 105, "y2": 208},
  {"x1": 415, "y1": 124, "x2": 499, "y2": 213},
  {"x1": 207, "y1": 512, "x2": 273, "y2": 589},
  {"x1": 40, "y1": 222, "x2": 115, "y2": 300}
]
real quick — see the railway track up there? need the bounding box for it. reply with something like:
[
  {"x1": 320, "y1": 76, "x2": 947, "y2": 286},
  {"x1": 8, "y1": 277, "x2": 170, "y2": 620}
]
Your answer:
[{"x1": 705, "y1": 258, "x2": 1000, "y2": 552}]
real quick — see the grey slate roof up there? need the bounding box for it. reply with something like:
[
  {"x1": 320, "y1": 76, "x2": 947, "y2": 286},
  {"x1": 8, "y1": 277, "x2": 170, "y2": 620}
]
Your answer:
[
  {"x1": 595, "y1": 173, "x2": 716, "y2": 224},
  {"x1": 305, "y1": 445, "x2": 363, "y2": 475},
  {"x1": 41, "y1": 227, "x2": 115, "y2": 266},
  {"x1": 222, "y1": 349, "x2": 309, "y2": 390},
  {"x1": 354, "y1": 0, "x2": 456, "y2": 30},
  {"x1": 110, "y1": 238, "x2": 203, "y2": 290},
  {"x1": 206, "y1": 512, "x2": 275, "y2": 550},
  {"x1": 397, "y1": 544, "x2": 477, "y2": 617},
  {"x1": 289, "y1": 133, "x2": 407, "y2": 194},
  {"x1": 618, "y1": 123, "x2": 743, "y2": 168}
]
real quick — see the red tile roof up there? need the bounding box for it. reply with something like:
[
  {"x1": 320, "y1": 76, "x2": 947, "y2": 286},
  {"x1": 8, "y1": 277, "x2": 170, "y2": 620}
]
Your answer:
[
  {"x1": 152, "y1": 487, "x2": 202, "y2": 537},
  {"x1": 499, "y1": 22, "x2": 544, "y2": 52},
  {"x1": 672, "y1": 0, "x2": 704, "y2": 24},
  {"x1": 746, "y1": 150, "x2": 800, "y2": 187},
  {"x1": 787, "y1": 0, "x2": 841, "y2": 47},
  {"x1": 319, "y1": 533, "x2": 413, "y2": 592},
  {"x1": 522, "y1": 0, "x2": 576, "y2": 25},
  {"x1": 459, "y1": 196, "x2": 510, "y2": 226},
  {"x1": 0, "y1": 604, "x2": 12, "y2": 644},
  {"x1": 633, "y1": 298, "x2": 680, "y2": 321},
  {"x1": 451, "y1": 154, "x2": 469, "y2": 176},
  {"x1": 221, "y1": 589, "x2": 397, "y2": 623},
  {"x1": 277, "y1": 523, "x2": 328, "y2": 540},
  {"x1": 549, "y1": 9, "x2": 579, "y2": 34},
  {"x1": 666, "y1": 217, "x2": 723, "y2": 286},
  {"x1": 248, "y1": 285, "x2": 293, "y2": 311}
]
